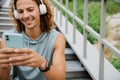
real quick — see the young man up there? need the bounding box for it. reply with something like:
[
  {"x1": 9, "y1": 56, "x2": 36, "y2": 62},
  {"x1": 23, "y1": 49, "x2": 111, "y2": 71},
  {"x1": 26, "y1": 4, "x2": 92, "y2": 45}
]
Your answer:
[{"x1": 0, "y1": 0, "x2": 66, "y2": 80}]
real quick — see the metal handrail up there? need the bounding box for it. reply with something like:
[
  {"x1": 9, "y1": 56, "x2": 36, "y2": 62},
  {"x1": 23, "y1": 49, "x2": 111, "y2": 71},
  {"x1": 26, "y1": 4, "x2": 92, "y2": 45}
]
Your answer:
[
  {"x1": 52, "y1": 0, "x2": 120, "y2": 80},
  {"x1": 52, "y1": 0, "x2": 120, "y2": 58}
]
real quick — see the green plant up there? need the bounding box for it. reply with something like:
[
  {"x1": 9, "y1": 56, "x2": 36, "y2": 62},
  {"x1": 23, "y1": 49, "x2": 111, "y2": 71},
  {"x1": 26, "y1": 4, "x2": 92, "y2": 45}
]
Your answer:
[
  {"x1": 111, "y1": 55, "x2": 120, "y2": 72},
  {"x1": 60, "y1": 0, "x2": 120, "y2": 71},
  {"x1": 107, "y1": 0, "x2": 120, "y2": 15}
]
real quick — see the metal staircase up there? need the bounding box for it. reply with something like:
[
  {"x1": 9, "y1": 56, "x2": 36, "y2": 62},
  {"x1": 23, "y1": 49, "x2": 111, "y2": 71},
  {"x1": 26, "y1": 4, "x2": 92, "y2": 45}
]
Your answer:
[
  {"x1": 65, "y1": 43, "x2": 92, "y2": 79},
  {"x1": 0, "y1": 7, "x2": 14, "y2": 38},
  {"x1": 0, "y1": 7, "x2": 92, "y2": 80}
]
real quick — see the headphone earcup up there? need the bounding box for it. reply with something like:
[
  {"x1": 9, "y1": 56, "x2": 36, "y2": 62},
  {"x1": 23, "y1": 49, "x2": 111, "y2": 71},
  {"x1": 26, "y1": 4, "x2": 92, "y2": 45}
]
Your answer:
[
  {"x1": 14, "y1": 9, "x2": 19, "y2": 19},
  {"x1": 39, "y1": 4, "x2": 47, "y2": 15}
]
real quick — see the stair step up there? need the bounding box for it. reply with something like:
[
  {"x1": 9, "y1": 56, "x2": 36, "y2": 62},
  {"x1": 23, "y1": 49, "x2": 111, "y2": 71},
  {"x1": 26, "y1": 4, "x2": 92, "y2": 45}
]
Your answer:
[
  {"x1": 66, "y1": 60, "x2": 84, "y2": 72},
  {"x1": 0, "y1": 12, "x2": 9, "y2": 17},
  {"x1": 0, "y1": 17, "x2": 12, "y2": 23},
  {"x1": 66, "y1": 60, "x2": 91, "y2": 79},
  {"x1": 0, "y1": 23, "x2": 14, "y2": 30},
  {"x1": 0, "y1": 8, "x2": 10, "y2": 12},
  {"x1": 65, "y1": 48, "x2": 78, "y2": 60},
  {"x1": 1, "y1": 7, "x2": 10, "y2": 9}
]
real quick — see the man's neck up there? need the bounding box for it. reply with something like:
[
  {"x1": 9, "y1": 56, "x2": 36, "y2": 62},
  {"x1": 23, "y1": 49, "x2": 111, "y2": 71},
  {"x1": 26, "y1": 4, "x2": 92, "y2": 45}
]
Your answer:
[{"x1": 25, "y1": 27, "x2": 41, "y2": 40}]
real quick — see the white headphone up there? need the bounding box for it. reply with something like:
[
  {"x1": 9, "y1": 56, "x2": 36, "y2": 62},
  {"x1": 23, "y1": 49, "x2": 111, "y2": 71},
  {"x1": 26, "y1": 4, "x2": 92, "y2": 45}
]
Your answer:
[
  {"x1": 14, "y1": 0, "x2": 47, "y2": 19},
  {"x1": 14, "y1": 8, "x2": 19, "y2": 19},
  {"x1": 39, "y1": 0, "x2": 47, "y2": 15}
]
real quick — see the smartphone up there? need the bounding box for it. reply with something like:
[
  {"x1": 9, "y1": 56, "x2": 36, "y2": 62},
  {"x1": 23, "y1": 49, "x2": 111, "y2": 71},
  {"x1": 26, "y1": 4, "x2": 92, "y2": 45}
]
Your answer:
[{"x1": 2, "y1": 33, "x2": 24, "y2": 48}]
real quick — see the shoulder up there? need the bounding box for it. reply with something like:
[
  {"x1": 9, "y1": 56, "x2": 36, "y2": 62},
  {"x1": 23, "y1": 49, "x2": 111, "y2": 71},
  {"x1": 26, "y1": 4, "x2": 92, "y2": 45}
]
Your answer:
[
  {"x1": 54, "y1": 32, "x2": 65, "y2": 48},
  {"x1": 48, "y1": 29, "x2": 65, "y2": 48},
  {"x1": 57, "y1": 33, "x2": 65, "y2": 41},
  {"x1": 50, "y1": 29, "x2": 64, "y2": 38},
  {"x1": 49, "y1": 29, "x2": 59, "y2": 35}
]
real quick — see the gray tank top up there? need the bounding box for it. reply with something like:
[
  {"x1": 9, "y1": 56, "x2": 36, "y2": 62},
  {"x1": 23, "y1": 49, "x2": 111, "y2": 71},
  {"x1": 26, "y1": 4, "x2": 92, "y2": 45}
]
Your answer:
[{"x1": 4, "y1": 29, "x2": 59, "y2": 80}]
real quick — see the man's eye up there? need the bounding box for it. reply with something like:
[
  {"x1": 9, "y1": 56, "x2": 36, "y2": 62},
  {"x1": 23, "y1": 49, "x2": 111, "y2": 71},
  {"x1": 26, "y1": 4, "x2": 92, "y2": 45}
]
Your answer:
[
  {"x1": 28, "y1": 9, "x2": 33, "y2": 12},
  {"x1": 17, "y1": 10, "x2": 23, "y2": 14}
]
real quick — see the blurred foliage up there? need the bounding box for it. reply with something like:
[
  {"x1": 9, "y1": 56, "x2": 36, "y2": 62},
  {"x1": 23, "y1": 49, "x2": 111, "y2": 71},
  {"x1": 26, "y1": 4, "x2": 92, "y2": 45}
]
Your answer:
[
  {"x1": 111, "y1": 55, "x2": 120, "y2": 72},
  {"x1": 58, "y1": 0, "x2": 120, "y2": 71},
  {"x1": 61, "y1": 0, "x2": 120, "y2": 44}
]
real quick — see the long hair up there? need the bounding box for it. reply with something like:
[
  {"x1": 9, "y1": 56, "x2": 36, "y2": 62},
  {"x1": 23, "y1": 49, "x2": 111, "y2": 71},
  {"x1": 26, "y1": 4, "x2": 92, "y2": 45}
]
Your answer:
[{"x1": 9, "y1": 0, "x2": 54, "y2": 33}]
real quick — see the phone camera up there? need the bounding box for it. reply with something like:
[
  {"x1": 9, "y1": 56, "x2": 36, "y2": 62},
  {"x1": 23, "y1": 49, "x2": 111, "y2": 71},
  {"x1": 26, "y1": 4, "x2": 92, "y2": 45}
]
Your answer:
[{"x1": 6, "y1": 35, "x2": 9, "y2": 41}]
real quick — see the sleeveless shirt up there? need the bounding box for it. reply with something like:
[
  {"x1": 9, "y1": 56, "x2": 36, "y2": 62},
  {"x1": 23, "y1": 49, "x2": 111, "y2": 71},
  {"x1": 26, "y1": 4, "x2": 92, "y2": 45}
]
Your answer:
[{"x1": 3, "y1": 29, "x2": 59, "y2": 80}]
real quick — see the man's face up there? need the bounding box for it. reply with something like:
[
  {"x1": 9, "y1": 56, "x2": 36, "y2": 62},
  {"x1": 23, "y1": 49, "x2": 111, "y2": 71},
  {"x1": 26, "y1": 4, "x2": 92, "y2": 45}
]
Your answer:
[{"x1": 16, "y1": 0, "x2": 40, "y2": 30}]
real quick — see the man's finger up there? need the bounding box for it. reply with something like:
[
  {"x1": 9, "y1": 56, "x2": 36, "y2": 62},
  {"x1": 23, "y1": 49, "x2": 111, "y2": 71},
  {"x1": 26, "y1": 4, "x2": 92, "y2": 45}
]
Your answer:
[
  {"x1": 14, "y1": 48, "x2": 33, "y2": 54},
  {"x1": 0, "y1": 38, "x2": 1, "y2": 48}
]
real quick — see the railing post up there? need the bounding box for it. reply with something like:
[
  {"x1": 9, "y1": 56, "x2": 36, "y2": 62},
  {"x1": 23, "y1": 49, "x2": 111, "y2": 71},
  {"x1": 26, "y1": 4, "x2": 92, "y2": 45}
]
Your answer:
[
  {"x1": 73, "y1": 0, "x2": 77, "y2": 44},
  {"x1": 55, "y1": 1, "x2": 58, "y2": 20},
  {"x1": 83, "y1": 0, "x2": 88, "y2": 59},
  {"x1": 60, "y1": 0, "x2": 63, "y2": 26},
  {"x1": 51, "y1": 0, "x2": 58, "y2": 20},
  {"x1": 65, "y1": 0, "x2": 69, "y2": 34},
  {"x1": 99, "y1": 0, "x2": 107, "y2": 80}
]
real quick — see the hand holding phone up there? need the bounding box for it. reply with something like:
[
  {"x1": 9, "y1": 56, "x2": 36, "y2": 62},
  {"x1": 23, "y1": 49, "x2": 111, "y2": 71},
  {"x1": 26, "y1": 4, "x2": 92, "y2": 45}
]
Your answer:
[{"x1": 2, "y1": 33, "x2": 24, "y2": 48}]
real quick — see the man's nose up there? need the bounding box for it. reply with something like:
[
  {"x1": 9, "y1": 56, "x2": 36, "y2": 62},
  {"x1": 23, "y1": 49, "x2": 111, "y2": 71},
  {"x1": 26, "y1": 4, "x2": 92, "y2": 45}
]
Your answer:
[{"x1": 23, "y1": 11, "x2": 29, "y2": 18}]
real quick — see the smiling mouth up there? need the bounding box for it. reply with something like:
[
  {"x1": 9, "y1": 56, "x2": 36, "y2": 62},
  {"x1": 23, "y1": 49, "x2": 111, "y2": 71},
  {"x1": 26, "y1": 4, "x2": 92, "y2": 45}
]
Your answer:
[
  {"x1": 24, "y1": 19, "x2": 34, "y2": 25},
  {"x1": 26, "y1": 21, "x2": 31, "y2": 24},
  {"x1": 23, "y1": 17, "x2": 33, "y2": 22}
]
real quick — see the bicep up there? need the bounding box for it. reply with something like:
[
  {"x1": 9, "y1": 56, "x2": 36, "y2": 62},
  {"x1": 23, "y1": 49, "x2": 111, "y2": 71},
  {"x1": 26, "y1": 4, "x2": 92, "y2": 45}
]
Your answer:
[{"x1": 52, "y1": 33, "x2": 66, "y2": 71}]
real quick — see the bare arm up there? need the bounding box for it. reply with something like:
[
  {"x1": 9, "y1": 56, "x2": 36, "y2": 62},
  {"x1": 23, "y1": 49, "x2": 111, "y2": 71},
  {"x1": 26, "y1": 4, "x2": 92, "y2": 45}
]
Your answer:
[
  {"x1": 5, "y1": 33, "x2": 66, "y2": 80},
  {"x1": 43, "y1": 33, "x2": 66, "y2": 80},
  {"x1": 0, "y1": 38, "x2": 11, "y2": 80}
]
